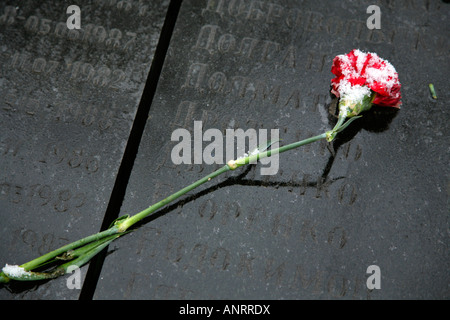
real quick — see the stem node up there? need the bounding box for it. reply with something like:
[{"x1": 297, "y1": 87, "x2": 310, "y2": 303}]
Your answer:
[{"x1": 227, "y1": 159, "x2": 238, "y2": 170}]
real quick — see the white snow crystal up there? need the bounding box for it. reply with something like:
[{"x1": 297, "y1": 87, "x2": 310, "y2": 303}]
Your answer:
[
  {"x1": 335, "y1": 49, "x2": 399, "y2": 101},
  {"x1": 2, "y1": 264, "x2": 31, "y2": 278},
  {"x1": 338, "y1": 81, "x2": 371, "y2": 102}
]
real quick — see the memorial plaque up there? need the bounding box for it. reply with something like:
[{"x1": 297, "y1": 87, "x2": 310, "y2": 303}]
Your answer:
[
  {"x1": 0, "y1": 0, "x2": 169, "y2": 299},
  {"x1": 93, "y1": 0, "x2": 449, "y2": 300}
]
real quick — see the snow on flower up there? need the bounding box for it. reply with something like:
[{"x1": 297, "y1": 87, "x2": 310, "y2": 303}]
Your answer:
[{"x1": 331, "y1": 49, "x2": 402, "y2": 108}]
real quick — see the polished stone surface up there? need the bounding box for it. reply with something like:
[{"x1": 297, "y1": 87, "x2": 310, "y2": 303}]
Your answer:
[
  {"x1": 93, "y1": 0, "x2": 449, "y2": 299},
  {"x1": 1, "y1": 0, "x2": 449, "y2": 300},
  {"x1": 0, "y1": 0, "x2": 169, "y2": 299}
]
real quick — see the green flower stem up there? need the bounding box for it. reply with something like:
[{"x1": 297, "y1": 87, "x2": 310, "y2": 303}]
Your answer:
[
  {"x1": 233, "y1": 132, "x2": 328, "y2": 167},
  {"x1": 0, "y1": 227, "x2": 121, "y2": 283},
  {"x1": 117, "y1": 132, "x2": 330, "y2": 232},
  {"x1": 116, "y1": 164, "x2": 231, "y2": 232},
  {"x1": 429, "y1": 83, "x2": 437, "y2": 99},
  {"x1": 57, "y1": 234, "x2": 121, "y2": 272},
  {"x1": 325, "y1": 109, "x2": 348, "y2": 142},
  {"x1": 1, "y1": 116, "x2": 360, "y2": 284},
  {"x1": 0, "y1": 272, "x2": 9, "y2": 283},
  {"x1": 332, "y1": 114, "x2": 347, "y2": 132},
  {"x1": 20, "y1": 227, "x2": 120, "y2": 271},
  {"x1": 1, "y1": 234, "x2": 121, "y2": 282}
]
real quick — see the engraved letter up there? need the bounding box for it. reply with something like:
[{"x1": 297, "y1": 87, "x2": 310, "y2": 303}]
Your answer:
[
  {"x1": 266, "y1": 3, "x2": 284, "y2": 24},
  {"x1": 217, "y1": 33, "x2": 236, "y2": 53},
  {"x1": 235, "y1": 37, "x2": 259, "y2": 58},
  {"x1": 281, "y1": 45, "x2": 297, "y2": 68},
  {"x1": 66, "y1": 5, "x2": 81, "y2": 30},
  {"x1": 254, "y1": 81, "x2": 281, "y2": 104},
  {"x1": 192, "y1": 24, "x2": 219, "y2": 53},
  {"x1": 202, "y1": 0, "x2": 226, "y2": 17},
  {"x1": 182, "y1": 63, "x2": 208, "y2": 90},
  {"x1": 265, "y1": 258, "x2": 285, "y2": 286},
  {"x1": 208, "y1": 71, "x2": 227, "y2": 93},
  {"x1": 246, "y1": 1, "x2": 265, "y2": 21},
  {"x1": 260, "y1": 40, "x2": 280, "y2": 62},
  {"x1": 210, "y1": 247, "x2": 230, "y2": 271}
]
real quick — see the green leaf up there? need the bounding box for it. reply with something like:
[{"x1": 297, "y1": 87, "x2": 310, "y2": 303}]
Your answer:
[
  {"x1": 259, "y1": 139, "x2": 281, "y2": 153},
  {"x1": 2, "y1": 264, "x2": 61, "y2": 281},
  {"x1": 110, "y1": 214, "x2": 130, "y2": 229},
  {"x1": 336, "y1": 115, "x2": 362, "y2": 133}
]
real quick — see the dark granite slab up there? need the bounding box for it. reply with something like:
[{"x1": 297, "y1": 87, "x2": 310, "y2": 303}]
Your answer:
[
  {"x1": 93, "y1": 0, "x2": 449, "y2": 299},
  {"x1": 0, "y1": 0, "x2": 169, "y2": 299},
  {"x1": 1, "y1": 0, "x2": 448, "y2": 301}
]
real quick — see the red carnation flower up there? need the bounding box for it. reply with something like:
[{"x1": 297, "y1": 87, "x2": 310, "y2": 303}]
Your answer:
[
  {"x1": 331, "y1": 49, "x2": 401, "y2": 108},
  {"x1": 326, "y1": 49, "x2": 401, "y2": 141}
]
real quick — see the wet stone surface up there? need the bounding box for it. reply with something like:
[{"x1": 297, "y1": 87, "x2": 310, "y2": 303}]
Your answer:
[
  {"x1": 93, "y1": 0, "x2": 449, "y2": 299},
  {"x1": 0, "y1": 0, "x2": 169, "y2": 299},
  {"x1": 1, "y1": 0, "x2": 449, "y2": 300}
]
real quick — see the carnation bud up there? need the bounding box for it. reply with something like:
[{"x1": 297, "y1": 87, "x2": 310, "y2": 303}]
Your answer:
[
  {"x1": 326, "y1": 88, "x2": 376, "y2": 142},
  {"x1": 338, "y1": 89, "x2": 376, "y2": 118}
]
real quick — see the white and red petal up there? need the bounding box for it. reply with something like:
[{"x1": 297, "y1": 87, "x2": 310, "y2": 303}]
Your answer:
[{"x1": 331, "y1": 49, "x2": 401, "y2": 108}]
